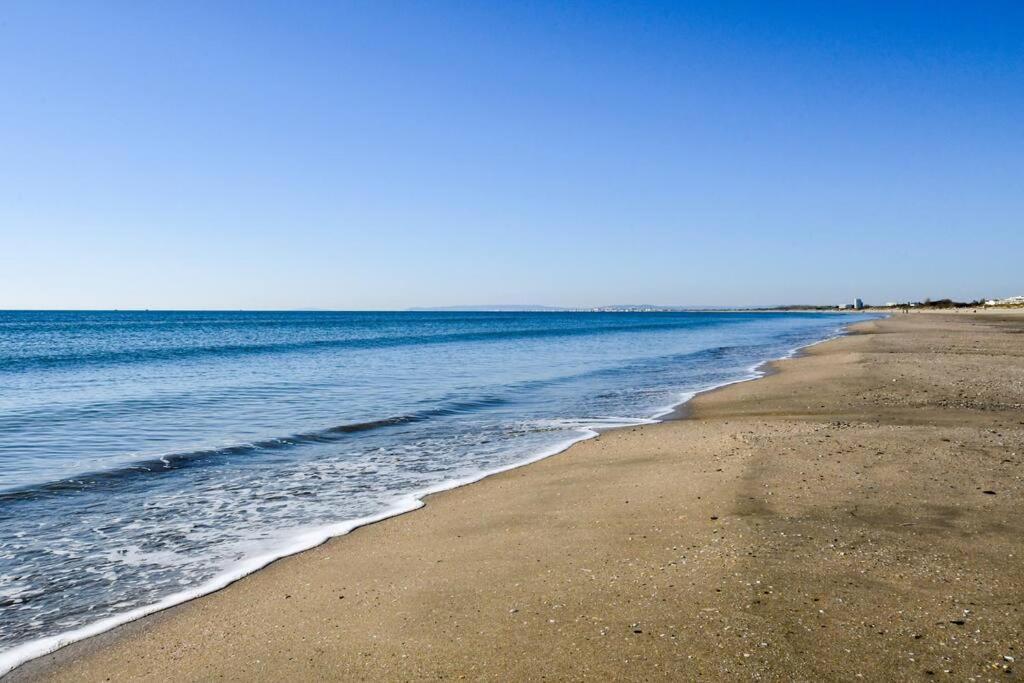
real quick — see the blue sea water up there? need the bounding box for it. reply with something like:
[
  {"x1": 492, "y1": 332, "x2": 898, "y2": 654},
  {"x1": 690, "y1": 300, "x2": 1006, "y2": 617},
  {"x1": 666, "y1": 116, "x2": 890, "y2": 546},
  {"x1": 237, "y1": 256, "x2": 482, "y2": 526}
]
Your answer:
[{"x1": 0, "y1": 310, "x2": 873, "y2": 670}]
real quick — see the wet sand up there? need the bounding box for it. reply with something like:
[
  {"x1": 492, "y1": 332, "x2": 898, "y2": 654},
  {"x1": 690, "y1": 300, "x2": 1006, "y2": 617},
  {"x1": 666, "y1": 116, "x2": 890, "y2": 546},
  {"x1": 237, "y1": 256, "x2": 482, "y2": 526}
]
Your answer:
[{"x1": 14, "y1": 312, "x2": 1024, "y2": 681}]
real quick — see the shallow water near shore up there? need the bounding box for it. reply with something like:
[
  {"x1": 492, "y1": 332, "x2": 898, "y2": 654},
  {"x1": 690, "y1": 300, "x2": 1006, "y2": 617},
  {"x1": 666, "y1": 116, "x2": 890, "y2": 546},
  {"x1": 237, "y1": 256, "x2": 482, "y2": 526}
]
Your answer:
[{"x1": 0, "y1": 310, "x2": 872, "y2": 671}]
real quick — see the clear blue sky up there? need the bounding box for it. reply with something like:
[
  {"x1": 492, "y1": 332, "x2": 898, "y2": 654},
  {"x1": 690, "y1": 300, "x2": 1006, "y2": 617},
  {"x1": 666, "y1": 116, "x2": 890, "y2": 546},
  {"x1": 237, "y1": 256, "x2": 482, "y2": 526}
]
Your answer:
[{"x1": 2, "y1": 1, "x2": 1021, "y2": 309}]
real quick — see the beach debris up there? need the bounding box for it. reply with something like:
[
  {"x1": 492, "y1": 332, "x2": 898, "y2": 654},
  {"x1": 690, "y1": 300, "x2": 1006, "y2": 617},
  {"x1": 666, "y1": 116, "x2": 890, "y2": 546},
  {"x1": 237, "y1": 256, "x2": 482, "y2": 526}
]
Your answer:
[{"x1": 982, "y1": 490, "x2": 997, "y2": 495}]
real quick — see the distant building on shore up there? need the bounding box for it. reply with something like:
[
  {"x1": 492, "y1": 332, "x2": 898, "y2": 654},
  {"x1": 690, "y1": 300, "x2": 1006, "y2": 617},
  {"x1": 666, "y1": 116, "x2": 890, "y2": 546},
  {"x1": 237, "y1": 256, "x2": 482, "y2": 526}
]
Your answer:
[
  {"x1": 853, "y1": 298, "x2": 864, "y2": 310},
  {"x1": 984, "y1": 295, "x2": 1024, "y2": 307}
]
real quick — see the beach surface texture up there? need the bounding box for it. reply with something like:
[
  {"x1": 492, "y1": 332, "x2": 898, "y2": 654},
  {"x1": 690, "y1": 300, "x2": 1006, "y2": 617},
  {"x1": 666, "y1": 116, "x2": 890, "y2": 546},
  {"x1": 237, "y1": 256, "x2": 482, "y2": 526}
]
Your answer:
[{"x1": 14, "y1": 312, "x2": 1024, "y2": 681}]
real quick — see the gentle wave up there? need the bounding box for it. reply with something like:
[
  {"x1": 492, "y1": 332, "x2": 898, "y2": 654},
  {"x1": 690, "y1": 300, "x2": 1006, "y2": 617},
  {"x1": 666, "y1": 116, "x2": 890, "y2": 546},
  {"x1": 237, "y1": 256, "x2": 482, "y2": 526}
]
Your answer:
[
  {"x1": 0, "y1": 344, "x2": 744, "y2": 497},
  {"x1": 1, "y1": 319, "x2": 717, "y2": 373},
  {"x1": 1, "y1": 344, "x2": 736, "y2": 434},
  {"x1": 0, "y1": 425, "x2": 607, "y2": 678},
  {"x1": 0, "y1": 396, "x2": 515, "y2": 502}
]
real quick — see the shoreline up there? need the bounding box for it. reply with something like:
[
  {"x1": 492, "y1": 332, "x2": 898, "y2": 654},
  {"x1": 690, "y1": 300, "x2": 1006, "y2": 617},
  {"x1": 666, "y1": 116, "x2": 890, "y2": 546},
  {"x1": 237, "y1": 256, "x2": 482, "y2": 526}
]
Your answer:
[
  {"x1": 12, "y1": 311, "x2": 1024, "y2": 680},
  {"x1": 0, "y1": 319, "x2": 865, "y2": 678}
]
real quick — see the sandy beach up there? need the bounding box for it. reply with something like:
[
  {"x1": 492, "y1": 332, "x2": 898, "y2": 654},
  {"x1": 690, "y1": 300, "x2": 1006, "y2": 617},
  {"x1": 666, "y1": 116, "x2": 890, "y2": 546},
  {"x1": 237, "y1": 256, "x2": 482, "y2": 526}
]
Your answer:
[{"x1": 13, "y1": 312, "x2": 1024, "y2": 681}]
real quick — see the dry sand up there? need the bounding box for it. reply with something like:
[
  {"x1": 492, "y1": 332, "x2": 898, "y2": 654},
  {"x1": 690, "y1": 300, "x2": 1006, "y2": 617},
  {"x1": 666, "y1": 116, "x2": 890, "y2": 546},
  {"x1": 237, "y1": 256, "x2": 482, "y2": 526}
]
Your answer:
[{"x1": 13, "y1": 312, "x2": 1024, "y2": 681}]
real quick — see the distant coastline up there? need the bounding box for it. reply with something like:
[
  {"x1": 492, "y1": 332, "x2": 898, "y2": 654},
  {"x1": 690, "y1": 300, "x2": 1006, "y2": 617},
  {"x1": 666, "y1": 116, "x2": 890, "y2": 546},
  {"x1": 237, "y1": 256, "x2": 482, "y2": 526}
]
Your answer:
[
  {"x1": 407, "y1": 305, "x2": 825, "y2": 313},
  {"x1": 408, "y1": 297, "x2": 1024, "y2": 313}
]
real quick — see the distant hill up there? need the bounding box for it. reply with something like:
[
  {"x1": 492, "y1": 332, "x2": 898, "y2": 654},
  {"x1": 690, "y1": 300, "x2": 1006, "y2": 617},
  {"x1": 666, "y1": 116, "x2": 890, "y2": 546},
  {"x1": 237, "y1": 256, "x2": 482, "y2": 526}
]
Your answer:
[
  {"x1": 407, "y1": 305, "x2": 570, "y2": 312},
  {"x1": 409, "y1": 304, "x2": 721, "y2": 312}
]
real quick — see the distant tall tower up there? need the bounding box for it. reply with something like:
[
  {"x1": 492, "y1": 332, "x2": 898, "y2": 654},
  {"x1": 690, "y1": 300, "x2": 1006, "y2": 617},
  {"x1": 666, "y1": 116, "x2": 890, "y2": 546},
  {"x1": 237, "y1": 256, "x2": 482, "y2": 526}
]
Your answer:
[{"x1": 854, "y1": 298, "x2": 864, "y2": 310}]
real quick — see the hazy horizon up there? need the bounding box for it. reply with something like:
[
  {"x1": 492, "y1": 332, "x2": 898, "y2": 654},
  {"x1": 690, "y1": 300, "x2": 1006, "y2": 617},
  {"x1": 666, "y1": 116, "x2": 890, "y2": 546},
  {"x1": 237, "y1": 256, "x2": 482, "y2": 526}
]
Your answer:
[
  {"x1": 0, "y1": 296, "x2": 997, "y2": 313},
  {"x1": 2, "y1": 2, "x2": 1021, "y2": 309}
]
